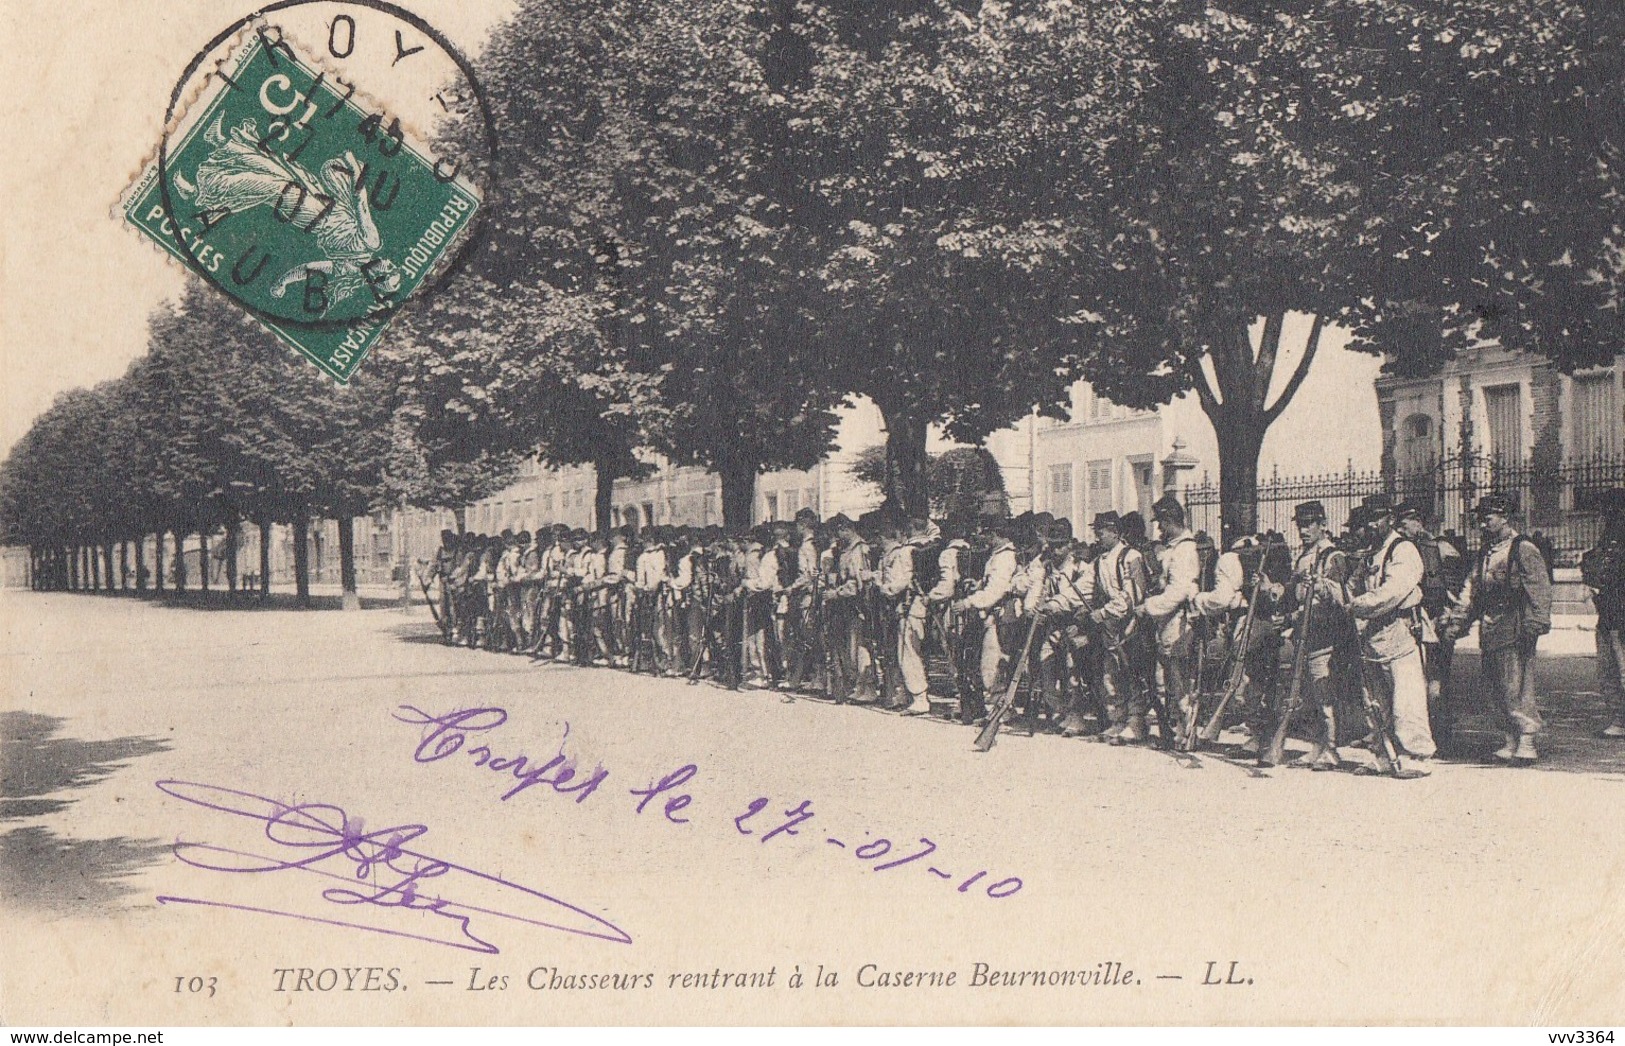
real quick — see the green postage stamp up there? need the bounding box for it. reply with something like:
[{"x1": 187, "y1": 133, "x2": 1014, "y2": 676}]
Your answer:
[{"x1": 122, "y1": 25, "x2": 482, "y2": 382}]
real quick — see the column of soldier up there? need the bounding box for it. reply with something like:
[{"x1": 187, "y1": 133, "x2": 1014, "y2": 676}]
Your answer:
[{"x1": 422, "y1": 487, "x2": 1625, "y2": 776}]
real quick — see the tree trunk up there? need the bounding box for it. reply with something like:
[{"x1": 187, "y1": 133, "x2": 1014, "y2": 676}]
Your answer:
[
  {"x1": 453, "y1": 507, "x2": 467, "y2": 534},
  {"x1": 154, "y1": 533, "x2": 166, "y2": 593},
  {"x1": 103, "y1": 542, "x2": 115, "y2": 593},
  {"x1": 90, "y1": 545, "x2": 101, "y2": 590},
  {"x1": 172, "y1": 531, "x2": 187, "y2": 592},
  {"x1": 1212, "y1": 416, "x2": 1266, "y2": 538},
  {"x1": 877, "y1": 403, "x2": 930, "y2": 520},
  {"x1": 224, "y1": 520, "x2": 239, "y2": 595},
  {"x1": 135, "y1": 537, "x2": 147, "y2": 592},
  {"x1": 292, "y1": 507, "x2": 311, "y2": 607},
  {"x1": 718, "y1": 458, "x2": 759, "y2": 531},
  {"x1": 257, "y1": 514, "x2": 272, "y2": 601},
  {"x1": 198, "y1": 531, "x2": 210, "y2": 593},
  {"x1": 1189, "y1": 312, "x2": 1330, "y2": 542},
  {"x1": 594, "y1": 461, "x2": 616, "y2": 536},
  {"x1": 119, "y1": 541, "x2": 129, "y2": 590},
  {"x1": 337, "y1": 515, "x2": 360, "y2": 611}
]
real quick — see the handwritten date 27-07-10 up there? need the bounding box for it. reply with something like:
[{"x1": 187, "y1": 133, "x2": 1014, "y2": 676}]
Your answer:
[{"x1": 391, "y1": 705, "x2": 1024, "y2": 902}]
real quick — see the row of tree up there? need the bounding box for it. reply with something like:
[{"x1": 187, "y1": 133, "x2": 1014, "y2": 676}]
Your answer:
[
  {"x1": 0, "y1": 285, "x2": 449, "y2": 602},
  {"x1": 403, "y1": 0, "x2": 1623, "y2": 530},
  {"x1": 4, "y1": 0, "x2": 1623, "y2": 599}
]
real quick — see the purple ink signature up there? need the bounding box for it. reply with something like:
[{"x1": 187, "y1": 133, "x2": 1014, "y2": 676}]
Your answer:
[
  {"x1": 154, "y1": 779, "x2": 632, "y2": 953},
  {"x1": 391, "y1": 704, "x2": 1025, "y2": 902}
]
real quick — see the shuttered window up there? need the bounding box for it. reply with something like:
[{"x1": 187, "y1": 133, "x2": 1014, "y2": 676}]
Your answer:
[
  {"x1": 1572, "y1": 374, "x2": 1619, "y2": 461},
  {"x1": 1484, "y1": 384, "x2": 1523, "y2": 466},
  {"x1": 1049, "y1": 464, "x2": 1073, "y2": 521},
  {"x1": 1086, "y1": 460, "x2": 1113, "y2": 519}
]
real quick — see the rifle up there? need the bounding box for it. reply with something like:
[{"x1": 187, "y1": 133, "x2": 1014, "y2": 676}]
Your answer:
[
  {"x1": 686, "y1": 561, "x2": 716, "y2": 684},
  {"x1": 1198, "y1": 539, "x2": 1277, "y2": 743},
  {"x1": 1101, "y1": 614, "x2": 1153, "y2": 740},
  {"x1": 974, "y1": 610, "x2": 1047, "y2": 752},
  {"x1": 859, "y1": 584, "x2": 893, "y2": 703},
  {"x1": 1262, "y1": 549, "x2": 1324, "y2": 766},
  {"x1": 414, "y1": 565, "x2": 448, "y2": 638},
  {"x1": 1180, "y1": 614, "x2": 1210, "y2": 752},
  {"x1": 926, "y1": 599, "x2": 962, "y2": 702},
  {"x1": 812, "y1": 568, "x2": 831, "y2": 698},
  {"x1": 630, "y1": 590, "x2": 650, "y2": 673},
  {"x1": 1353, "y1": 651, "x2": 1405, "y2": 775}
]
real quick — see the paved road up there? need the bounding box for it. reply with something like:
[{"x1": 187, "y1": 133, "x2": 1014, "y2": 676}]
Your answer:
[{"x1": 3, "y1": 593, "x2": 1622, "y2": 1025}]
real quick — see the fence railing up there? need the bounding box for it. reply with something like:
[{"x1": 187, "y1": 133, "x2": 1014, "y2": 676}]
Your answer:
[{"x1": 1182, "y1": 454, "x2": 1625, "y2": 564}]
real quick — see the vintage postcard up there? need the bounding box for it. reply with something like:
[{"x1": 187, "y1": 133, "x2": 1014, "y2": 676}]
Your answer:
[{"x1": 3, "y1": 0, "x2": 1624, "y2": 1031}]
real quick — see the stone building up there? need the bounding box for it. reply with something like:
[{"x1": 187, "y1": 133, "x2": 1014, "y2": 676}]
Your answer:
[{"x1": 1375, "y1": 346, "x2": 1623, "y2": 548}]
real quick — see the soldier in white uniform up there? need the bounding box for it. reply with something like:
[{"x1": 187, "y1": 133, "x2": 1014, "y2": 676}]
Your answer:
[
  {"x1": 953, "y1": 518, "x2": 1020, "y2": 720},
  {"x1": 876, "y1": 517, "x2": 929, "y2": 712},
  {"x1": 1348, "y1": 495, "x2": 1435, "y2": 773},
  {"x1": 1085, "y1": 511, "x2": 1151, "y2": 741},
  {"x1": 1135, "y1": 496, "x2": 1201, "y2": 747}
]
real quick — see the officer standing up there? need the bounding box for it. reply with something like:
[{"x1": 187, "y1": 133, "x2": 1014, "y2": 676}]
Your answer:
[{"x1": 1445, "y1": 493, "x2": 1553, "y2": 764}]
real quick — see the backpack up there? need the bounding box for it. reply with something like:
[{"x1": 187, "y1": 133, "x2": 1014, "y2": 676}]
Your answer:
[
  {"x1": 956, "y1": 543, "x2": 989, "y2": 597},
  {"x1": 1580, "y1": 540, "x2": 1624, "y2": 593},
  {"x1": 912, "y1": 540, "x2": 944, "y2": 595},
  {"x1": 1414, "y1": 535, "x2": 1449, "y2": 612},
  {"x1": 1528, "y1": 532, "x2": 1558, "y2": 581},
  {"x1": 775, "y1": 544, "x2": 798, "y2": 589}
]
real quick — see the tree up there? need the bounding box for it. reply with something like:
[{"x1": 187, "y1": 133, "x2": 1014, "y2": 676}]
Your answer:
[
  {"x1": 947, "y1": 0, "x2": 1610, "y2": 533},
  {"x1": 851, "y1": 443, "x2": 1008, "y2": 520},
  {"x1": 134, "y1": 281, "x2": 392, "y2": 606},
  {"x1": 607, "y1": 0, "x2": 845, "y2": 528},
  {"x1": 776, "y1": 0, "x2": 1125, "y2": 518},
  {"x1": 388, "y1": 0, "x2": 672, "y2": 534}
]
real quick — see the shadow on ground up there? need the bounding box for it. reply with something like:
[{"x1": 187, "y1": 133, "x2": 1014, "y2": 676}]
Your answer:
[
  {"x1": 1, "y1": 711, "x2": 172, "y2": 914},
  {"x1": 1445, "y1": 651, "x2": 1625, "y2": 777},
  {"x1": 0, "y1": 826, "x2": 171, "y2": 915},
  {"x1": 378, "y1": 621, "x2": 1625, "y2": 778},
  {"x1": 2, "y1": 712, "x2": 172, "y2": 817},
  {"x1": 20, "y1": 589, "x2": 410, "y2": 612}
]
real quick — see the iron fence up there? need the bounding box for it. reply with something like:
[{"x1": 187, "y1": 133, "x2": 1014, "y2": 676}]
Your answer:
[{"x1": 1182, "y1": 454, "x2": 1625, "y2": 565}]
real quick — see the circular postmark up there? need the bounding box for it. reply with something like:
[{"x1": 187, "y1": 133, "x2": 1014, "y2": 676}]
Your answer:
[{"x1": 134, "y1": 0, "x2": 498, "y2": 377}]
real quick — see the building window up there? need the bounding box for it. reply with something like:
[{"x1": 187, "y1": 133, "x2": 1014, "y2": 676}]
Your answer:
[
  {"x1": 667, "y1": 497, "x2": 678, "y2": 522},
  {"x1": 1399, "y1": 413, "x2": 1435, "y2": 475},
  {"x1": 764, "y1": 493, "x2": 779, "y2": 522},
  {"x1": 1090, "y1": 390, "x2": 1110, "y2": 422},
  {"x1": 1086, "y1": 460, "x2": 1113, "y2": 519},
  {"x1": 782, "y1": 489, "x2": 799, "y2": 516},
  {"x1": 703, "y1": 492, "x2": 716, "y2": 525},
  {"x1": 803, "y1": 486, "x2": 817, "y2": 514},
  {"x1": 1572, "y1": 373, "x2": 1619, "y2": 462},
  {"x1": 1048, "y1": 464, "x2": 1073, "y2": 521},
  {"x1": 1483, "y1": 384, "x2": 1523, "y2": 466}
]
